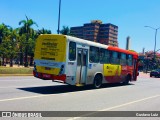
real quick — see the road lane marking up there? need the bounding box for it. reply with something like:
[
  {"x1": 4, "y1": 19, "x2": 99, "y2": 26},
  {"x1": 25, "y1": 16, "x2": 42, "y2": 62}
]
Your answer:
[
  {"x1": 0, "y1": 86, "x2": 35, "y2": 89},
  {"x1": 0, "y1": 94, "x2": 58, "y2": 102},
  {"x1": 67, "y1": 94, "x2": 160, "y2": 120},
  {"x1": 0, "y1": 85, "x2": 53, "y2": 89},
  {"x1": 99, "y1": 94, "x2": 160, "y2": 111}
]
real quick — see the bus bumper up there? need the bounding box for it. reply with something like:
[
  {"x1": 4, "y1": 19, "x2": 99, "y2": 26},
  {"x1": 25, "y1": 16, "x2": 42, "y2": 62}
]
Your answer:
[{"x1": 33, "y1": 71, "x2": 66, "y2": 82}]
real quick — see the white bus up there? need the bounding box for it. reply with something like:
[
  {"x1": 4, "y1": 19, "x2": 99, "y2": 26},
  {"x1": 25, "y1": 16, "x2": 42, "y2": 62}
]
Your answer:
[{"x1": 33, "y1": 34, "x2": 139, "y2": 88}]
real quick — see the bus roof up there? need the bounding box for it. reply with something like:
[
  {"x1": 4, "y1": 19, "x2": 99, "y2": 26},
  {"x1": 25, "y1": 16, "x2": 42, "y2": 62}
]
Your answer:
[
  {"x1": 66, "y1": 35, "x2": 108, "y2": 49},
  {"x1": 66, "y1": 35, "x2": 138, "y2": 55},
  {"x1": 108, "y1": 46, "x2": 138, "y2": 57},
  {"x1": 42, "y1": 34, "x2": 138, "y2": 58}
]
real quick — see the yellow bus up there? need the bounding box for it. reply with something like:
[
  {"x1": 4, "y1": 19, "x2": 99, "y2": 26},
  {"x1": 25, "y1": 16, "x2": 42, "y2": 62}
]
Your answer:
[{"x1": 33, "y1": 34, "x2": 139, "y2": 88}]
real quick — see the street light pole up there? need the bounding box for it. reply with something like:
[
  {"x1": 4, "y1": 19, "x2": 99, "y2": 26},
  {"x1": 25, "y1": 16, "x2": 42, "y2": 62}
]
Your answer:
[
  {"x1": 144, "y1": 26, "x2": 160, "y2": 61},
  {"x1": 57, "y1": 0, "x2": 61, "y2": 34},
  {"x1": 154, "y1": 29, "x2": 157, "y2": 60}
]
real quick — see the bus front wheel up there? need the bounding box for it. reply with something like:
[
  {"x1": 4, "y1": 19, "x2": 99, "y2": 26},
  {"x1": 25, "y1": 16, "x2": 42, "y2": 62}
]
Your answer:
[{"x1": 93, "y1": 74, "x2": 102, "y2": 89}]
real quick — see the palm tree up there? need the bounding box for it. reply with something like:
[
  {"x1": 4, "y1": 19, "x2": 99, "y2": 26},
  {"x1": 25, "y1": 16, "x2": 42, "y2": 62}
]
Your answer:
[
  {"x1": 14, "y1": 28, "x2": 24, "y2": 66},
  {"x1": 37, "y1": 28, "x2": 51, "y2": 35},
  {"x1": 60, "y1": 26, "x2": 70, "y2": 35},
  {"x1": 35, "y1": 28, "x2": 51, "y2": 39},
  {"x1": 19, "y1": 15, "x2": 38, "y2": 67}
]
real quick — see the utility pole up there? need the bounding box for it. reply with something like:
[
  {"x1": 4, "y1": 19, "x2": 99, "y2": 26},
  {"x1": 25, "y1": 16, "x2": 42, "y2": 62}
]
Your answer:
[{"x1": 57, "y1": 0, "x2": 61, "y2": 34}]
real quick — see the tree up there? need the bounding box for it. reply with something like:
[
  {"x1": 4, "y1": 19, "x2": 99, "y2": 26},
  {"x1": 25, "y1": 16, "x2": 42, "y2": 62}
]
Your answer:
[
  {"x1": 0, "y1": 23, "x2": 11, "y2": 66},
  {"x1": 19, "y1": 15, "x2": 38, "y2": 67},
  {"x1": 37, "y1": 28, "x2": 51, "y2": 35},
  {"x1": 35, "y1": 28, "x2": 51, "y2": 38},
  {"x1": 0, "y1": 23, "x2": 10, "y2": 44},
  {"x1": 0, "y1": 18, "x2": 52, "y2": 67},
  {"x1": 60, "y1": 26, "x2": 70, "y2": 35},
  {"x1": 7, "y1": 28, "x2": 18, "y2": 67},
  {"x1": 14, "y1": 28, "x2": 24, "y2": 65}
]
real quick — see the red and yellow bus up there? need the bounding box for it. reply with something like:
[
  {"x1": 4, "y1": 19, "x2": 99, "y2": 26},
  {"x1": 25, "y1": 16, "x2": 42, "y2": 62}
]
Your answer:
[{"x1": 33, "y1": 34, "x2": 139, "y2": 88}]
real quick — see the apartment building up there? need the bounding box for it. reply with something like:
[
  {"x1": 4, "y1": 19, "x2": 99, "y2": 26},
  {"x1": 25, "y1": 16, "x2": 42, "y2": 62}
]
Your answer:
[{"x1": 70, "y1": 20, "x2": 118, "y2": 47}]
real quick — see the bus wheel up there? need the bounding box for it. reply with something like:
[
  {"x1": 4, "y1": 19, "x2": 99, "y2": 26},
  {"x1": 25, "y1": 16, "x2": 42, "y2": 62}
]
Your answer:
[
  {"x1": 123, "y1": 75, "x2": 130, "y2": 85},
  {"x1": 93, "y1": 74, "x2": 102, "y2": 89}
]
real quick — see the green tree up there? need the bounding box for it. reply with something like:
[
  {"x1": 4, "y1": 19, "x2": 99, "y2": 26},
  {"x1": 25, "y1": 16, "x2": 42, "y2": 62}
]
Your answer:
[
  {"x1": 14, "y1": 28, "x2": 24, "y2": 65},
  {"x1": 37, "y1": 28, "x2": 51, "y2": 35},
  {"x1": 7, "y1": 28, "x2": 18, "y2": 67},
  {"x1": 35, "y1": 28, "x2": 51, "y2": 39},
  {"x1": 0, "y1": 23, "x2": 10, "y2": 44},
  {"x1": 0, "y1": 23, "x2": 11, "y2": 66},
  {"x1": 60, "y1": 26, "x2": 70, "y2": 35},
  {"x1": 0, "y1": 39, "x2": 9, "y2": 66},
  {"x1": 19, "y1": 15, "x2": 38, "y2": 67}
]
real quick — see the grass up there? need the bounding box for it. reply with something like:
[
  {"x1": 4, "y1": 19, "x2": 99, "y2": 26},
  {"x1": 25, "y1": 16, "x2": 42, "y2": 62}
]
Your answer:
[{"x1": 0, "y1": 66, "x2": 33, "y2": 75}]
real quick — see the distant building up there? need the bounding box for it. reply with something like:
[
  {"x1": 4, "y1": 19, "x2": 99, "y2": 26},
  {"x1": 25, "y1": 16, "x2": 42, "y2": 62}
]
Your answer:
[
  {"x1": 126, "y1": 36, "x2": 131, "y2": 50},
  {"x1": 70, "y1": 20, "x2": 118, "y2": 47},
  {"x1": 142, "y1": 48, "x2": 145, "y2": 55}
]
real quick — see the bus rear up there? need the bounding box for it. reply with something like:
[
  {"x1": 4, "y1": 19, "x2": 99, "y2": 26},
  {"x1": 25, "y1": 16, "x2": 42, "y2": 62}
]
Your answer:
[{"x1": 33, "y1": 34, "x2": 67, "y2": 82}]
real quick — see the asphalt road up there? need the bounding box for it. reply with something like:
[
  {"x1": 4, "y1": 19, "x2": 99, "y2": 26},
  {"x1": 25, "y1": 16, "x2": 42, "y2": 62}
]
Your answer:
[{"x1": 0, "y1": 75, "x2": 160, "y2": 120}]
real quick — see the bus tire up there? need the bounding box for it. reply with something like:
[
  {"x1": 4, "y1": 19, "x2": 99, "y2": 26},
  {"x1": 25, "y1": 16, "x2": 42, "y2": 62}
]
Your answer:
[
  {"x1": 93, "y1": 74, "x2": 102, "y2": 89},
  {"x1": 123, "y1": 75, "x2": 130, "y2": 85}
]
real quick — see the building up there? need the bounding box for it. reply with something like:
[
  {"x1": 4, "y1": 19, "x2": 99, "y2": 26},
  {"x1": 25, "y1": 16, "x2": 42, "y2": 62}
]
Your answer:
[
  {"x1": 70, "y1": 20, "x2": 118, "y2": 47},
  {"x1": 126, "y1": 36, "x2": 131, "y2": 50}
]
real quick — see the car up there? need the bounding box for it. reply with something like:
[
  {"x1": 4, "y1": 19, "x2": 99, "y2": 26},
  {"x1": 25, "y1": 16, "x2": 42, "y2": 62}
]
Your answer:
[{"x1": 150, "y1": 69, "x2": 160, "y2": 78}]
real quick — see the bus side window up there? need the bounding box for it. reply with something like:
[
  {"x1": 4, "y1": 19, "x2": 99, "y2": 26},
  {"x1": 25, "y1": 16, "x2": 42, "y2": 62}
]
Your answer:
[
  {"x1": 110, "y1": 51, "x2": 119, "y2": 64},
  {"x1": 127, "y1": 54, "x2": 133, "y2": 66},
  {"x1": 69, "y1": 42, "x2": 76, "y2": 61},
  {"x1": 120, "y1": 53, "x2": 127, "y2": 65},
  {"x1": 100, "y1": 48, "x2": 110, "y2": 64},
  {"x1": 89, "y1": 46, "x2": 99, "y2": 63}
]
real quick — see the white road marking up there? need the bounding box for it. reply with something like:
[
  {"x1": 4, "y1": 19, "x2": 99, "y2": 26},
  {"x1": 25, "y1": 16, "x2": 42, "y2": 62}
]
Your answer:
[
  {"x1": 0, "y1": 85, "x2": 53, "y2": 89},
  {"x1": 0, "y1": 94, "x2": 56, "y2": 102},
  {"x1": 0, "y1": 80, "x2": 29, "y2": 81},
  {"x1": 67, "y1": 94, "x2": 160, "y2": 120},
  {"x1": 0, "y1": 86, "x2": 34, "y2": 89}
]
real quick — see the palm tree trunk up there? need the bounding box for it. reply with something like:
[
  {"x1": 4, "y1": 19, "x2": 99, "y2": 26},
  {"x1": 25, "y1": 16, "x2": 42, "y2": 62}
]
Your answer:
[
  {"x1": 24, "y1": 47, "x2": 28, "y2": 67},
  {"x1": 24, "y1": 31, "x2": 29, "y2": 67},
  {"x1": 2, "y1": 54, "x2": 5, "y2": 66},
  {"x1": 30, "y1": 55, "x2": 33, "y2": 66},
  {"x1": 19, "y1": 46, "x2": 23, "y2": 65},
  {"x1": 10, "y1": 56, "x2": 13, "y2": 67}
]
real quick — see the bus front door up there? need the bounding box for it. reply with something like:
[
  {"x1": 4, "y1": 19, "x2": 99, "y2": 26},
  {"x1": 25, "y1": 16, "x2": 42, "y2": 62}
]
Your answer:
[{"x1": 76, "y1": 49, "x2": 88, "y2": 85}]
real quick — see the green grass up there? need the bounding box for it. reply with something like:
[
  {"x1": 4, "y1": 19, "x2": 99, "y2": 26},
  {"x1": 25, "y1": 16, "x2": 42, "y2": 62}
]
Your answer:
[{"x1": 0, "y1": 66, "x2": 33, "y2": 74}]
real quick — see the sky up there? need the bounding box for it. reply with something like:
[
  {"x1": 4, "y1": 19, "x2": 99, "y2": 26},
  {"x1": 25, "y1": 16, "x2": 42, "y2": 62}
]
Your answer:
[{"x1": 1, "y1": 0, "x2": 160, "y2": 53}]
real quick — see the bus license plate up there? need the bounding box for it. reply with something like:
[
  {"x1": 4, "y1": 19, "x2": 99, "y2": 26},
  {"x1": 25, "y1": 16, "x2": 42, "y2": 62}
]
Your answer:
[
  {"x1": 45, "y1": 67, "x2": 51, "y2": 70},
  {"x1": 43, "y1": 74, "x2": 51, "y2": 78}
]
